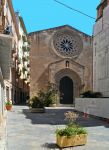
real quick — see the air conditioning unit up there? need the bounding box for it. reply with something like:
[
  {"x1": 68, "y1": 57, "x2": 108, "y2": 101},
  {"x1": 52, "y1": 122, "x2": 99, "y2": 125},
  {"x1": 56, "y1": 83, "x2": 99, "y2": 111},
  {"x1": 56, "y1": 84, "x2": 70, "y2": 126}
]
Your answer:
[{"x1": 4, "y1": 25, "x2": 12, "y2": 35}]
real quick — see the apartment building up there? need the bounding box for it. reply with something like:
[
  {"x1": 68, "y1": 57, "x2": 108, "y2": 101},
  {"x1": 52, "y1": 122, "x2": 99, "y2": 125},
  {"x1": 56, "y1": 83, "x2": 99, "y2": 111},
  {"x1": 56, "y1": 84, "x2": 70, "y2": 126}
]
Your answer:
[
  {"x1": 15, "y1": 13, "x2": 30, "y2": 103},
  {"x1": 0, "y1": 0, "x2": 30, "y2": 104}
]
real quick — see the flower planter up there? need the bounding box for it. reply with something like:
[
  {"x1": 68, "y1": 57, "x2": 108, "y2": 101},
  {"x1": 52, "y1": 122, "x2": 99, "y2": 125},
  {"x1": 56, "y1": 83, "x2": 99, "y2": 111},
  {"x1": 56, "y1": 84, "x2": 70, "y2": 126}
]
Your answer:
[
  {"x1": 56, "y1": 134, "x2": 87, "y2": 148},
  {"x1": 50, "y1": 103, "x2": 56, "y2": 107},
  {"x1": 29, "y1": 107, "x2": 45, "y2": 113},
  {"x1": 5, "y1": 105, "x2": 12, "y2": 111}
]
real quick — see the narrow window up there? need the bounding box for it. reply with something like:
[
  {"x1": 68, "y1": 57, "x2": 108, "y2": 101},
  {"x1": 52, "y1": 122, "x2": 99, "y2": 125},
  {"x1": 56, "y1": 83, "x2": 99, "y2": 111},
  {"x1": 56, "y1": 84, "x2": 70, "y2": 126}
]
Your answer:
[{"x1": 66, "y1": 61, "x2": 69, "y2": 68}]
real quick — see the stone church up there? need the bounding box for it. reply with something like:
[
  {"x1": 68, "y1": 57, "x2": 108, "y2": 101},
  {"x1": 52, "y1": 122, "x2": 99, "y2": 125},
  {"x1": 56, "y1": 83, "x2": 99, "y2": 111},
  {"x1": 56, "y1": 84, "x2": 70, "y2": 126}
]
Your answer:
[{"x1": 29, "y1": 25, "x2": 92, "y2": 105}]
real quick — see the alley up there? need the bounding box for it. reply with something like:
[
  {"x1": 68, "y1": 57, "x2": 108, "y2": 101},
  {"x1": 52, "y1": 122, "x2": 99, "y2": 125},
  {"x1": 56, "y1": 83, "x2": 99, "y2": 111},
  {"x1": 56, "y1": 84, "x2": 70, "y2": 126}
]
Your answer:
[{"x1": 7, "y1": 106, "x2": 109, "y2": 150}]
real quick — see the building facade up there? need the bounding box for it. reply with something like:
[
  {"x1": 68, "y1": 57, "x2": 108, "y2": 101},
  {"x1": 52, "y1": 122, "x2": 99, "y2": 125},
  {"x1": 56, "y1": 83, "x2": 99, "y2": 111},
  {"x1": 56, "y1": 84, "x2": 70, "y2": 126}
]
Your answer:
[
  {"x1": 0, "y1": 0, "x2": 20, "y2": 103},
  {"x1": 93, "y1": 0, "x2": 109, "y2": 97},
  {"x1": 29, "y1": 25, "x2": 92, "y2": 105},
  {"x1": 16, "y1": 14, "x2": 30, "y2": 103},
  {"x1": 0, "y1": 0, "x2": 30, "y2": 104}
]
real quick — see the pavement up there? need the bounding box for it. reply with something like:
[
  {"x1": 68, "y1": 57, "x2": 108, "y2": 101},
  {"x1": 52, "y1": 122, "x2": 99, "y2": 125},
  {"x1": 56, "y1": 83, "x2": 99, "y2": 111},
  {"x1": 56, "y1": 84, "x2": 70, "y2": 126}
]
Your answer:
[
  {"x1": 6, "y1": 105, "x2": 109, "y2": 150},
  {"x1": 0, "y1": 110, "x2": 7, "y2": 150}
]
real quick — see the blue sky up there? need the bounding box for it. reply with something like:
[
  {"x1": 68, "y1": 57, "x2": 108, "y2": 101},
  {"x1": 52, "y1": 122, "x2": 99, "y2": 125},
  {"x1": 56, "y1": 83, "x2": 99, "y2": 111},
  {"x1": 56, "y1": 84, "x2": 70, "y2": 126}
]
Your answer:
[{"x1": 12, "y1": 0, "x2": 100, "y2": 35}]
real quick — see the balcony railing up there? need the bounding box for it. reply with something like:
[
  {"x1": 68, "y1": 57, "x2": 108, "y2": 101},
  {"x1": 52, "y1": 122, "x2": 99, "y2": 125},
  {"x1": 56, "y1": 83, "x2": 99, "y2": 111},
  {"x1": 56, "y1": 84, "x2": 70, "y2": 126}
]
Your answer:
[
  {"x1": 13, "y1": 53, "x2": 18, "y2": 59},
  {"x1": 27, "y1": 64, "x2": 30, "y2": 67},
  {"x1": 22, "y1": 35, "x2": 27, "y2": 43},
  {"x1": 22, "y1": 67, "x2": 27, "y2": 73},
  {"x1": 22, "y1": 56, "x2": 27, "y2": 62},
  {"x1": 22, "y1": 46, "x2": 27, "y2": 52}
]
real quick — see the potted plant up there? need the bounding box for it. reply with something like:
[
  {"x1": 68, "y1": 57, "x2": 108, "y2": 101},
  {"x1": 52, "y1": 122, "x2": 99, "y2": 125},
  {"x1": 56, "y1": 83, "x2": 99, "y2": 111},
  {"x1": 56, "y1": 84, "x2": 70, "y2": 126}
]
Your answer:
[
  {"x1": 27, "y1": 96, "x2": 45, "y2": 113},
  {"x1": 56, "y1": 111, "x2": 87, "y2": 148},
  {"x1": 36, "y1": 83, "x2": 58, "y2": 107},
  {"x1": 5, "y1": 100, "x2": 12, "y2": 111},
  {"x1": 45, "y1": 82, "x2": 58, "y2": 107}
]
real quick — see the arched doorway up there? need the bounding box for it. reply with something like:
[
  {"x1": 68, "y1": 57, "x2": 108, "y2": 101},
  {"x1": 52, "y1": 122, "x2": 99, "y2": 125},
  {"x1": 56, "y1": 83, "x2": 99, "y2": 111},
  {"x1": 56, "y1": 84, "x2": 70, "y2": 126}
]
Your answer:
[{"x1": 59, "y1": 76, "x2": 73, "y2": 104}]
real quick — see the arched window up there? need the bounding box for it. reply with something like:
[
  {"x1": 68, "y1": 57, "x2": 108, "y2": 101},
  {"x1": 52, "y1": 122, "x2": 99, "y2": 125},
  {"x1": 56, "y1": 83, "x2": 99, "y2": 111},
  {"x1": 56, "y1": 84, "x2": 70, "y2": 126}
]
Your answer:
[{"x1": 66, "y1": 61, "x2": 69, "y2": 68}]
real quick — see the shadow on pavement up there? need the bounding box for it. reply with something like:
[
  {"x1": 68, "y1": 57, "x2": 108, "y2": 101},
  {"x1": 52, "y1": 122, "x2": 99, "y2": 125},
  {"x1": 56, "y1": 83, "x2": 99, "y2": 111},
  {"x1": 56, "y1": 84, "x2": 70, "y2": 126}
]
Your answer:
[
  {"x1": 42, "y1": 143, "x2": 59, "y2": 149},
  {"x1": 22, "y1": 108, "x2": 109, "y2": 127},
  {"x1": 22, "y1": 108, "x2": 70, "y2": 125}
]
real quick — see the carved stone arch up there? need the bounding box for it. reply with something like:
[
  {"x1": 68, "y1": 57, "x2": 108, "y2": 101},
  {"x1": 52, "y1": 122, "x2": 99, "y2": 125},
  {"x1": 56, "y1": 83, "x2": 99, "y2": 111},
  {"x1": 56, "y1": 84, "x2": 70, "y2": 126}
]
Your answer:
[
  {"x1": 54, "y1": 68, "x2": 82, "y2": 104},
  {"x1": 48, "y1": 58, "x2": 84, "y2": 86}
]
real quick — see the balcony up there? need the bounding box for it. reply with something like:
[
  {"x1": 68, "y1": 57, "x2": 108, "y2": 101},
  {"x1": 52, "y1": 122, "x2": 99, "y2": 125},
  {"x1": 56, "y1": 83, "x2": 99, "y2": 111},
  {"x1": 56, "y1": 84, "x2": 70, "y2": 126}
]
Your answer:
[
  {"x1": 27, "y1": 72, "x2": 30, "y2": 77},
  {"x1": 13, "y1": 53, "x2": 18, "y2": 60},
  {"x1": 22, "y1": 46, "x2": 27, "y2": 52},
  {"x1": 27, "y1": 64, "x2": 30, "y2": 67},
  {"x1": 17, "y1": 69, "x2": 21, "y2": 77},
  {"x1": 27, "y1": 79, "x2": 30, "y2": 84},
  {"x1": 27, "y1": 46, "x2": 30, "y2": 52},
  {"x1": 16, "y1": 59, "x2": 21, "y2": 65},
  {"x1": 10, "y1": 60, "x2": 16, "y2": 68},
  {"x1": 22, "y1": 56, "x2": 27, "y2": 62},
  {"x1": 22, "y1": 66, "x2": 27, "y2": 74},
  {"x1": 22, "y1": 35, "x2": 27, "y2": 43}
]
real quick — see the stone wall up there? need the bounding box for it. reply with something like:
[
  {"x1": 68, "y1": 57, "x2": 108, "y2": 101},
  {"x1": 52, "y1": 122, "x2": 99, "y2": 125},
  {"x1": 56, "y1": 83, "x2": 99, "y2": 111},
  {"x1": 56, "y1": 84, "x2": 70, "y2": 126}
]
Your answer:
[
  {"x1": 0, "y1": 67, "x2": 5, "y2": 125},
  {"x1": 93, "y1": 5, "x2": 109, "y2": 97},
  {"x1": 0, "y1": 34, "x2": 13, "y2": 80},
  {"x1": 75, "y1": 98, "x2": 109, "y2": 119},
  {"x1": 0, "y1": 34, "x2": 14, "y2": 102}
]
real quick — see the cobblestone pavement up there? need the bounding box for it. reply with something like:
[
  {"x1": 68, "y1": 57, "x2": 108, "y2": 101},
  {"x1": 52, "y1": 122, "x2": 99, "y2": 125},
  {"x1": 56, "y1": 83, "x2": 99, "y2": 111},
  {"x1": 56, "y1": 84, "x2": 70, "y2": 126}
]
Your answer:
[{"x1": 7, "y1": 106, "x2": 109, "y2": 150}]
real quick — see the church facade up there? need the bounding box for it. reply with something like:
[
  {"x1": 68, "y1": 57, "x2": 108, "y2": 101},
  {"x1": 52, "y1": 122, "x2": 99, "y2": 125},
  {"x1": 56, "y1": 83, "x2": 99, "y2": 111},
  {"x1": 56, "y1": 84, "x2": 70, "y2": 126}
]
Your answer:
[{"x1": 29, "y1": 25, "x2": 92, "y2": 105}]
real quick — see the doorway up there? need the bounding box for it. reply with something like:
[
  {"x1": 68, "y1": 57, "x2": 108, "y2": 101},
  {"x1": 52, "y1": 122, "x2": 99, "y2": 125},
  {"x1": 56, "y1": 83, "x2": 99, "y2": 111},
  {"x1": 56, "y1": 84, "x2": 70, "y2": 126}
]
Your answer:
[{"x1": 59, "y1": 76, "x2": 73, "y2": 104}]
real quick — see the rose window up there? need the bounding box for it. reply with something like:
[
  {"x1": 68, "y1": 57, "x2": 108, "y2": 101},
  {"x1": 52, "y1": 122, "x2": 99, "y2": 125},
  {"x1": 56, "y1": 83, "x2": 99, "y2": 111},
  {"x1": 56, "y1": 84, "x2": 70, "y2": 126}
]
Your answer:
[{"x1": 53, "y1": 30, "x2": 82, "y2": 58}]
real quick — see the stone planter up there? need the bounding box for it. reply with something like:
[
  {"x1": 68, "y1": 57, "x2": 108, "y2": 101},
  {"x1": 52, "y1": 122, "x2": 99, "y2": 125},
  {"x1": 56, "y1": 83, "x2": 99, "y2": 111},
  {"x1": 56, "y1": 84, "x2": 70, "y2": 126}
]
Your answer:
[
  {"x1": 50, "y1": 103, "x2": 56, "y2": 107},
  {"x1": 56, "y1": 134, "x2": 87, "y2": 148},
  {"x1": 29, "y1": 107, "x2": 45, "y2": 113}
]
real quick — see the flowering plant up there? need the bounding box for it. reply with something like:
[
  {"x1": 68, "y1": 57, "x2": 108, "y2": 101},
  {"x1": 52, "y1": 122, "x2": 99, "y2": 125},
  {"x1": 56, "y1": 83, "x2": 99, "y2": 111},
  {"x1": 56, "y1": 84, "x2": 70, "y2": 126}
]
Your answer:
[
  {"x1": 56, "y1": 111, "x2": 87, "y2": 137},
  {"x1": 5, "y1": 100, "x2": 12, "y2": 106},
  {"x1": 65, "y1": 111, "x2": 79, "y2": 126}
]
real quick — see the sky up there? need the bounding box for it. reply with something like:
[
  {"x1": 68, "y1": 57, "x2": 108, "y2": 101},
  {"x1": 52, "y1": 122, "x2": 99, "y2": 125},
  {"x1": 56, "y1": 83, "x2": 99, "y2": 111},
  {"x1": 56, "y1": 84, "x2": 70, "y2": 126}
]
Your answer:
[{"x1": 12, "y1": 0, "x2": 100, "y2": 35}]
